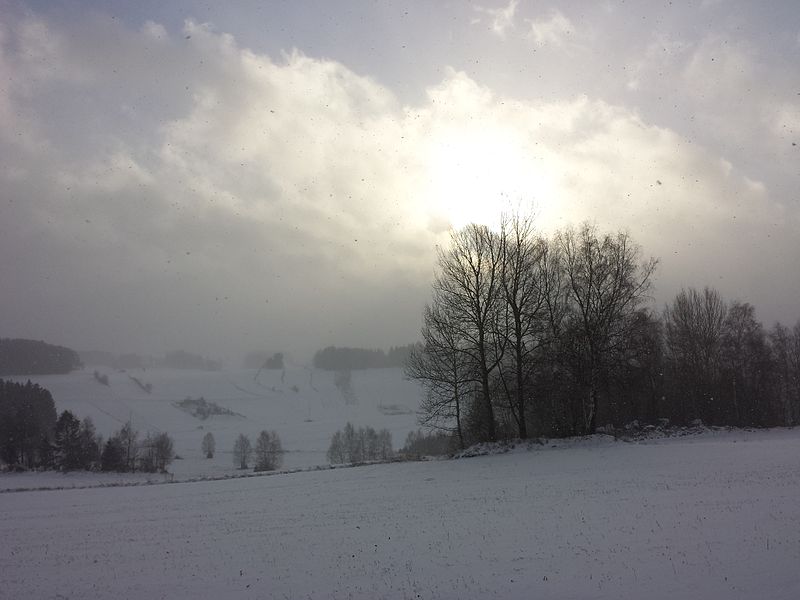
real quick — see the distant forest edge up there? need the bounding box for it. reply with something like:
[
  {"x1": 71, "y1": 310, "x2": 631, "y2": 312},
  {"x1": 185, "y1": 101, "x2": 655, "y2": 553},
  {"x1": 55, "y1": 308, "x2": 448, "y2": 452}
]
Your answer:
[
  {"x1": 2, "y1": 339, "x2": 223, "y2": 375},
  {"x1": 0, "y1": 338, "x2": 82, "y2": 375},
  {"x1": 313, "y1": 345, "x2": 416, "y2": 370},
  {"x1": 79, "y1": 349, "x2": 221, "y2": 371},
  {"x1": 3, "y1": 342, "x2": 414, "y2": 374}
]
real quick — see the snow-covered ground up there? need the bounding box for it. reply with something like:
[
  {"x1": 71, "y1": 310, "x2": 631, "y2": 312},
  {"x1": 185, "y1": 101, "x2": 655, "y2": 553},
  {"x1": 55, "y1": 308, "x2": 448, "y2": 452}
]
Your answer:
[
  {"x1": 2, "y1": 365, "x2": 424, "y2": 482},
  {"x1": 2, "y1": 428, "x2": 800, "y2": 599}
]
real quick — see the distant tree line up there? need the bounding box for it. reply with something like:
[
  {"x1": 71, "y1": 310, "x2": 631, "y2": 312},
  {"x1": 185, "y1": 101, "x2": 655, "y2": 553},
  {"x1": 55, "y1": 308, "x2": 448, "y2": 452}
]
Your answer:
[
  {"x1": 327, "y1": 423, "x2": 393, "y2": 464},
  {"x1": 80, "y1": 349, "x2": 221, "y2": 371},
  {"x1": 0, "y1": 339, "x2": 81, "y2": 375},
  {"x1": 313, "y1": 345, "x2": 415, "y2": 370},
  {"x1": 160, "y1": 350, "x2": 221, "y2": 371},
  {"x1": 407, "y1": 218, "x2": 800, "y2": 448},
  {"x1": 80, "y1": 350, "x2": 150, "y2": 370},
  {"x1": 0, "y1": 379, "x2": 174, "y2": 472}
]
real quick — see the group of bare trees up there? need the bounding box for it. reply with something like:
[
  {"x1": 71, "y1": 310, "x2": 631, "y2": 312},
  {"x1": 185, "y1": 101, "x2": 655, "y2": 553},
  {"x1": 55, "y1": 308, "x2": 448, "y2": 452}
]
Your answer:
[
  {"x1": 327, "y1": 423, "x2": 393, "y2": 464},
  {"x1": 662, "y1": 287, "x2": 800, "y2": 428},
  {"x1": 99, "y1": 421, "x2": 175, "y2": 473},
  {"x1": 232, "y1": 431, "x2": 284, "y2": 471},
  {"x1": 408, "y1": 218, "x2": 800, "y2": 447}
]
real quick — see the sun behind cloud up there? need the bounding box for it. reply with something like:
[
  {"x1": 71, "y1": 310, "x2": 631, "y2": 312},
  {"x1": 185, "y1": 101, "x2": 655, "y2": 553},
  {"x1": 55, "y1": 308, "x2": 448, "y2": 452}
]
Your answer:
[{"x1": 421, "y1": 123, "x2": 558, "y2": 230}]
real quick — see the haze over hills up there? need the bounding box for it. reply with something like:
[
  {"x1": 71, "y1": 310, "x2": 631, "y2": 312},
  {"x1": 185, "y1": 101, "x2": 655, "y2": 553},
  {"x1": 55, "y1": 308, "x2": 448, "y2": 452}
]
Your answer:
[
  {"x1": 2, "y1": 1, "x2": 800, "y2": 597},
  {"x1": 3, "y1": 363, "x2": 424, "y2": 477}
]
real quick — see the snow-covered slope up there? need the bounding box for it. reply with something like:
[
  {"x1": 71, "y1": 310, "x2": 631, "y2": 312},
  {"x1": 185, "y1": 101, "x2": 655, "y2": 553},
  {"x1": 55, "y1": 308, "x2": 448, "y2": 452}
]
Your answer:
[
  {"x1": 5, "y1": 366, "x2": 424, "y2": 475},
  {"x1": 2, "y1": 429, "x2": 799, "y2": 599}
]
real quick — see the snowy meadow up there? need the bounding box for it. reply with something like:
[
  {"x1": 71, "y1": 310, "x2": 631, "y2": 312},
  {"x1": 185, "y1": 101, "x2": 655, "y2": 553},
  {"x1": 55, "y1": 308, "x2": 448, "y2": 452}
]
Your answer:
[
  {"x1": 0, "y1": 365, "x2": 424, "y2": 487},
  {"x1": 2, "y1": 427, "x2": 800, "y2": 599}
]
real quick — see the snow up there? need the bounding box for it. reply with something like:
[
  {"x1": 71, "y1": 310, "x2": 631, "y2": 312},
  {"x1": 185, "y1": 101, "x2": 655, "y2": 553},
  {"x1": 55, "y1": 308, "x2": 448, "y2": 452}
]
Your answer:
[
  {"x1": 2, "y1": 428, "x2": 800, "y2": 599},
  {"x1": 2, "y1": 366, "x2": 424, "y2": 483},
  {"x1": 0, "y1": 470, "x2": 169, "y2": 492}
]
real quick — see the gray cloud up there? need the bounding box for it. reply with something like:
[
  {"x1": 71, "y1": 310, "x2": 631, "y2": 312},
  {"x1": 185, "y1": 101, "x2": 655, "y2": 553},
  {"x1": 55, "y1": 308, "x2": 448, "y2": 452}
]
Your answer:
[{"x1": 0, "y1": 7, "x2": 798, "y2": 363}]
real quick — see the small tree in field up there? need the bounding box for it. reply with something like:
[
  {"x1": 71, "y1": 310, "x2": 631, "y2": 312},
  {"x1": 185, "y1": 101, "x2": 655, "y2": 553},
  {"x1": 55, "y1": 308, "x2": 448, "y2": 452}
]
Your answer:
[
  {"x1": 151, "y1": 432, "x2": 175, "y2": 472},
  {"x1": 327, "y1": 430, "x2": 346, "y2": 464},
  {"x1": 232, "y1": 434, "x2": 252, "y2": 469},
  {"x1": 201, "y1": 432, "x2": 216, "y2": 458},
  {"x1": 253, "y1": 430, "x2": 283, "y2": 472}
]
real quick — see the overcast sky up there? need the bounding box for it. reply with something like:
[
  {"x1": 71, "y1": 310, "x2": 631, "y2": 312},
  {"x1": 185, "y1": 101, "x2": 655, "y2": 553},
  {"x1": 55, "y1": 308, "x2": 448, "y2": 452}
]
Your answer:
[{"x1": 1, "y1": 0, "x2": 798, "y2": 363}]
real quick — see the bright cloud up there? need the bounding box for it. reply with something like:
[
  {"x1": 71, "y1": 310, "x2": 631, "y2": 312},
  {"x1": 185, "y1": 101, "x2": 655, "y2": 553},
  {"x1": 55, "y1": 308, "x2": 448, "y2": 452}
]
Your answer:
[{"x1": 0, "y1": 9, "x2": 798, "y2": 359}]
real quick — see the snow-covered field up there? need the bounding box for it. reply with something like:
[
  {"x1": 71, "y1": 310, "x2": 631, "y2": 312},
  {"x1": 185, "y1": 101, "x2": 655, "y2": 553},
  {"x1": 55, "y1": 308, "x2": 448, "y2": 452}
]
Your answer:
[
  {"x1": 2, "y1": 428, "x2": 800, "y2": 599},
  {"x1": 3, "y1": 368, "x2": 800, "y2": 597},
  {"x1": 2, "y1": 365, "x2": 424, "y2": 484}
]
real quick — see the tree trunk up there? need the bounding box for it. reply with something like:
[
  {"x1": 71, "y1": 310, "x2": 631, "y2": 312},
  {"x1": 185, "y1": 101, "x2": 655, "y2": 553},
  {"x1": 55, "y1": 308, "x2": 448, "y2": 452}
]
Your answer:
[
  {"x1": 478, "y1": 332, "x2": 496, "y2": 442},
  {"x1": 482, "y1": 368, "x2": 496, "y2": 442},
  {"x1": 516, "y1": 343, "x2": 528, "y2": 439},
  {"x1": 453, "y1": 365, "x2": 465, "y2": 449}
]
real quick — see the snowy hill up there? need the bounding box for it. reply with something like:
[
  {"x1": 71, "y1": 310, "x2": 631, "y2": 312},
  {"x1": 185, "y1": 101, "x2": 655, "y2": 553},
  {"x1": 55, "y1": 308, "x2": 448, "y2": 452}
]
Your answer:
[
  {"x1": 2, "y1": 428, "x2": 800, "y2": 599},
  {"x1": 5, "y1": 365, "x2": 424, "y2": 476}
]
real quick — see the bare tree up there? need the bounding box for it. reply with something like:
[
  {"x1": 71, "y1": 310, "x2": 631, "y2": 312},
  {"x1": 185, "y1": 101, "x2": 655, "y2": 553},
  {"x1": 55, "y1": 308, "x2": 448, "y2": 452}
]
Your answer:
[
  {"x1": 616, "y1": 309, "x2": 665, "y2": 425},
  {"x1": 496, "y1": 214, "x2": 549, "y2": 439},
  {"x1": 327, "y1": 430, "x2": 346, "y2": 464},
  {"x1": 432, "y1": 224, "x2": 506, "y2": 442},
  {"x1": 118, "y1": 420, "x2": 139, "y2": 472},
  {"x1": 533, "y1": 234, "x2": 576, "y2": 434},
  {"x1": 721, "y1": 302, "x2": 772, "y2": 426},
  {"x1": 770, "y1": 321, "x2": 800, "y2": 426},
  {"x1": 342, "y1": 422, "x2": 359, "y2": 462},
  {"x1": 557, "y1": 224, "x2": 658, "y2": 433},
  {"x1": 153, "y1": 432, "x2": 174, "y2": 471},
  {"x1": 232, "y1": 434, "x2": 252, "y2": 469},
  {"x1": 253, "y1": 430, "x2": 283, "y2": 471},
  {"x1": 664, "y1": 287, "x2": 727, "y2": 424},
  {"x1": 201, "y1": 432, "x2": 215, "y2": 459},
  {"x1": 406, "y1": 303, "x2": 472, "y2": 448},
  {"x1": 140, "y1": 432, "x2": 174, "y2": 472},
  {"x1": 376, "y1": 428, "x2": 393, "y2": 460}
]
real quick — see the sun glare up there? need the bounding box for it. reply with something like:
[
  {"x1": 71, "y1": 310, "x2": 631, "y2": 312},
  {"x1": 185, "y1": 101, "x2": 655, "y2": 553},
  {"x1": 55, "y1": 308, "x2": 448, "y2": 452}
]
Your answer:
[{"x1": 423, "y1": 127, "x2": 557, "y2": 230}]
